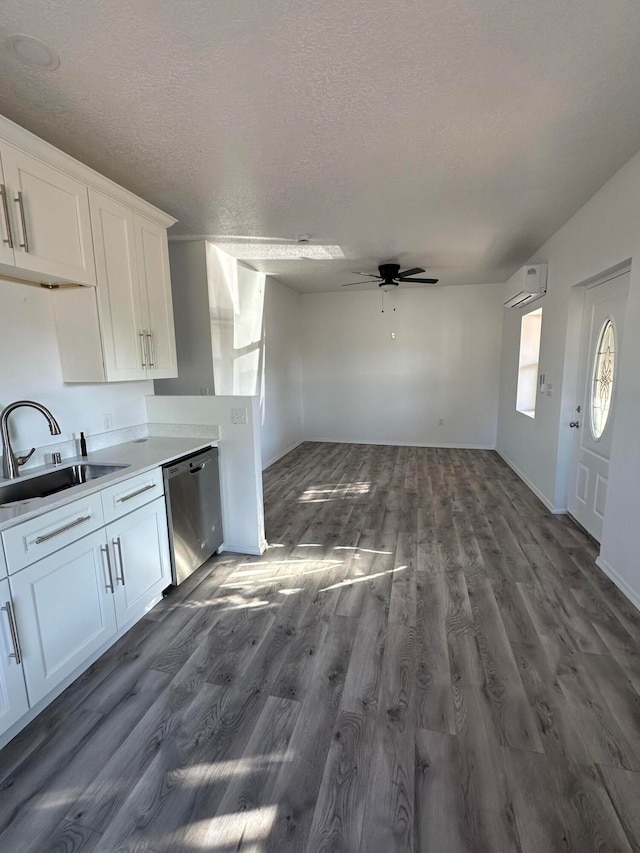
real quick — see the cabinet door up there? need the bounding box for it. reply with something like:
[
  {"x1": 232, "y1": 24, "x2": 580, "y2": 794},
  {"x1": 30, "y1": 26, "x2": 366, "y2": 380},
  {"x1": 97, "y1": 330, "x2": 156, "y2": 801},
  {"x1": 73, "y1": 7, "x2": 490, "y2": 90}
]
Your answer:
[
  {"x1": 0, "y1": 160, "x2": 16, "y2": 268},
  {"x1": 0, "y1": 143, "x2": 96, "y2": 285},
  {"x1": 9, "y1": 530, "x2": 116, "y2": 707},
  {"x1": 0, "y1": 579, "x2": 29, "y2": 737},
  {"x1": 109, "y1": 497, "x2": 171, "y2": 631},
  {"x1": 135, "y1": 215, "x2": 178, "y2": 379},
  {"x1": 89, "y1": 190, "x2": 148, "y2": 381}
]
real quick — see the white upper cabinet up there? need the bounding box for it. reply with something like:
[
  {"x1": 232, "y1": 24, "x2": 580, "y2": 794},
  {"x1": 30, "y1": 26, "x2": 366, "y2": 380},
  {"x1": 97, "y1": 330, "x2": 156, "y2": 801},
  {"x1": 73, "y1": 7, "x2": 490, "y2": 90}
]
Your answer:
[
  {"x1": 135, "y1": 214, "x2": 178, "y2": 379},
  {"x1": 0, "y1": 142, "x2": 96, "y2": 286},
  {"x1": 90, "y1": 190, "x2": 148, "y2": 381},
  {"x1": 53, "y1": 191, "x2": 178, "y2": 382},
  {"x1": 0, "y1": 160, "x2": 16, "y2": 268},
  {"x1": 0, "y1": 113, "x2": 178, "y2": 382}
]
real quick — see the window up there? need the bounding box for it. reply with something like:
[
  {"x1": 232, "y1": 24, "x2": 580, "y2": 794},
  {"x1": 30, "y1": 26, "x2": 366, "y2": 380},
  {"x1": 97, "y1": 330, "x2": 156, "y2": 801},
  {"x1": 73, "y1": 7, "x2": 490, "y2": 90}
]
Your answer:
[
  {"x1": 590, "y1": 319, "x2": 615, "y2": 439},
  {"x1": 516, "y1": 307, "x2": 543, "y2": 418}
]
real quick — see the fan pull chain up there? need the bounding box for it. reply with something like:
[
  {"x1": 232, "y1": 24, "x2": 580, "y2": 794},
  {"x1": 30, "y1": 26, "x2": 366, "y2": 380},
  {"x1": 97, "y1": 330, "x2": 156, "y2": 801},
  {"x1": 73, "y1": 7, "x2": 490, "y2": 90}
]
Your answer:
[{"x1": 380, "y1": 291, "x2": 397, "y2": 313}]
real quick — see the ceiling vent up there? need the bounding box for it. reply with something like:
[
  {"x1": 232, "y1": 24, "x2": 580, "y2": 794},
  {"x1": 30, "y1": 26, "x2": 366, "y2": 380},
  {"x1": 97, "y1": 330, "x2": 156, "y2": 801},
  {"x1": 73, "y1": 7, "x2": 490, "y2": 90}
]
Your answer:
[{"x1": 504, "y1": 263, "x2": 548, "y2": 309}]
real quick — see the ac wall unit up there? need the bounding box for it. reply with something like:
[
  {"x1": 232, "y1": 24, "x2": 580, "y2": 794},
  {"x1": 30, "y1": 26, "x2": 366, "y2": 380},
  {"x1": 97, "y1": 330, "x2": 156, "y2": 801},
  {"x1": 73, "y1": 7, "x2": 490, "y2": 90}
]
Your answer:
[{"x1": 504, "y1": 263, "x2": 548, "y2": 308}]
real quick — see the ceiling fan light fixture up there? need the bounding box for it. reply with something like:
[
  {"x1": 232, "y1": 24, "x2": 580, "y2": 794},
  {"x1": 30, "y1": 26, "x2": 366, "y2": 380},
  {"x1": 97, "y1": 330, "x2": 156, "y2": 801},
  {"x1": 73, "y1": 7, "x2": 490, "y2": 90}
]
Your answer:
[{"x1": 380, "y1": 282, "x2": 398, "y2": 292}]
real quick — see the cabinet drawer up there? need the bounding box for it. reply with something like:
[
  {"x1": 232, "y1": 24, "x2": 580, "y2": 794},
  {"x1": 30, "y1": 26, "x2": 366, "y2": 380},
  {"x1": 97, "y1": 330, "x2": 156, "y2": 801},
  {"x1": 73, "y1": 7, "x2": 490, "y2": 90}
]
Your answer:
[
  {"x1": 101, "y1": 468, "x2": 164, "y2": 524},
  {"x1": 2, "y1": 493, "x2": 104, "y2": 574}
]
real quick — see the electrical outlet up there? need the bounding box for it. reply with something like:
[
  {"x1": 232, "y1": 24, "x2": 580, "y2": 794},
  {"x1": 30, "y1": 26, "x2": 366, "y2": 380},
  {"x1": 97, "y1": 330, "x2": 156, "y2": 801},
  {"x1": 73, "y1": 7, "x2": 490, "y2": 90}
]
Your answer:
[
  {"x1": 103, "y1": 413, "x2": 113, "y2": 431},
  {"x1": 231, "y1": 407, "x2": 248, "y2": 425}
]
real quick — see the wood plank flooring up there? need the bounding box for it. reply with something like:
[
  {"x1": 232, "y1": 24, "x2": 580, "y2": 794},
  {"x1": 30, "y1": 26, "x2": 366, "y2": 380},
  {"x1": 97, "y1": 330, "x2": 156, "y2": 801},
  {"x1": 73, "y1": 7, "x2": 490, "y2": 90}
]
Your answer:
[{"x1": 2, "y1": 442, "x2": 640, "y2": 852}]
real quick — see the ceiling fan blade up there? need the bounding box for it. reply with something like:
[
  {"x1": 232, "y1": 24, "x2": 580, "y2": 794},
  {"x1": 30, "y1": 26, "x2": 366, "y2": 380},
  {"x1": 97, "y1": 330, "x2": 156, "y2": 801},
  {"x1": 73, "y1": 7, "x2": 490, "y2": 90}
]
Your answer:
[
  {"x1": 398, "y1": 277, "x2": 439, "y2": 284},
  {"x1": 350, "y1": 271, "x2": 378, "y2": 277},
  {"x1": 342, "y1": 279, "x2": 380, "y2": 287},
  {"x1": 398, "y1": 267, "x2": 425, "y2": 278}
]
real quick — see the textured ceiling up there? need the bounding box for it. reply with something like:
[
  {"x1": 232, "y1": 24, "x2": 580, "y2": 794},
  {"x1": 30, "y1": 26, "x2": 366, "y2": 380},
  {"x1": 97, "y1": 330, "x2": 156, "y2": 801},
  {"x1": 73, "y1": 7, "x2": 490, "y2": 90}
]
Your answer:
[{"x1": 1, "y1": 0, "x2": 640, "y2": 292}]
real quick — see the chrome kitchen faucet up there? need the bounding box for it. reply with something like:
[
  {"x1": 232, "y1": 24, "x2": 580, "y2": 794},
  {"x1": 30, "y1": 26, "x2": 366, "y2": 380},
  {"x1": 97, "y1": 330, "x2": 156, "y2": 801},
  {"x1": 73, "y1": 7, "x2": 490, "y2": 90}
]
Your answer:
[{"x1": 0, "y1": 400, "x2": 61, "y2": 479}]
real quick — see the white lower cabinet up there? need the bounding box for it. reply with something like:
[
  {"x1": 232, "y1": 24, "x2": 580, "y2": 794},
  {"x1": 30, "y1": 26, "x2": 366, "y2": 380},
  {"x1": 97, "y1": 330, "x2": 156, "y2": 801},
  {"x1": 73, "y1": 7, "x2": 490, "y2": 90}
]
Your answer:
[
  {"x1": 108, "y1": 498, "x2": 171, "y2": 631},
  {"x1": 0, "y1": 474, "x2": 173, "y2": 740},
  {"x1": 8, "y1": 530, "x2": 117, "y2": 707},
  {"x1": 0, "y1": 578, "x2": 29, "y2": 737}
]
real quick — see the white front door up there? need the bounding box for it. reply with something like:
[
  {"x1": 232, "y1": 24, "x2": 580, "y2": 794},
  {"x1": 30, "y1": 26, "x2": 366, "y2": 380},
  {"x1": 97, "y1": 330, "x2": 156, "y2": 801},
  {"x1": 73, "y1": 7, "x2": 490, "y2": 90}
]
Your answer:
[{"x1": 568, "y1": 271, "x2": 629, "y2": 540}]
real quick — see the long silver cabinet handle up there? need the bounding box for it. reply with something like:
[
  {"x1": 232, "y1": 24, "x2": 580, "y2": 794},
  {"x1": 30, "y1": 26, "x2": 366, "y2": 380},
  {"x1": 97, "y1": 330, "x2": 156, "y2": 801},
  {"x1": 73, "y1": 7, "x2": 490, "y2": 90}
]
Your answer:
[
  {"x1": 117, "y1": 483, "x2": 156, "y2": 503},
  {"x1": 34, "y1": 514, "x2": 91, "y2": 544},
  {"x1": 139, "y1": 330, "x2": 147, "y2": 368},
  {"x1": 146, "y1": 331, "x2": 155, "y2": 368},
  {"x1": 100, "y1": 544, "x2": 115, "y2": 593},
  {"x1": 0, "y1": 184, "x2": 13, "y2": 248},
  {"x1": 14, "y1": 191, "x2": 29, "y2": 252},
  {"x1": 113, "y1": 537, "x2": 126, "y2": 585},
  {"x1": 2, "y1": 601, "x2": 22, "y2": 665}
]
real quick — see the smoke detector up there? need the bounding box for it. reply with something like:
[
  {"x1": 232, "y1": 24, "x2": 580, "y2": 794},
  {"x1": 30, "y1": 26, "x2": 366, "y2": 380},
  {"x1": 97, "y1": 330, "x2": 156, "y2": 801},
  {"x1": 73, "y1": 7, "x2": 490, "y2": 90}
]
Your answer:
[{"x1": 4, "y1": 35, "x2": 60, "y2": 70}]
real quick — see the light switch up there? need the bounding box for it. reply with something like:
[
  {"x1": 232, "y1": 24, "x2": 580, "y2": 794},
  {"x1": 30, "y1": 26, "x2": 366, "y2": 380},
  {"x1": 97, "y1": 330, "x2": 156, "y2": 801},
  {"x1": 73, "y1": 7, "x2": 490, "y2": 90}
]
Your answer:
[{"x1": 231, "y1": 407, "x2": 248, "y2": 425}]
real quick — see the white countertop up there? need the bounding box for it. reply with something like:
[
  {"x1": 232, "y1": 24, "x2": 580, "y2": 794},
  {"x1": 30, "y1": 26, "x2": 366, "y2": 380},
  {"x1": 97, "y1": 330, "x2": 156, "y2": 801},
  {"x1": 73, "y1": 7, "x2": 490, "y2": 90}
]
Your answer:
[{"x1": 0, "y1": 435, "x2": 218, "y2": 531}]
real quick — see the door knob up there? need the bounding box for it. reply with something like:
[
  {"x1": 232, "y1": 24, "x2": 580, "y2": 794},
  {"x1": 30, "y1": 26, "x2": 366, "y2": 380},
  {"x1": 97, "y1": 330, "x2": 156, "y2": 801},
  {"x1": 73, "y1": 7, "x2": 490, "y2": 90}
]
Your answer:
[{"x1": 569, "y1": 421, "x2": 580, "y2": 428}]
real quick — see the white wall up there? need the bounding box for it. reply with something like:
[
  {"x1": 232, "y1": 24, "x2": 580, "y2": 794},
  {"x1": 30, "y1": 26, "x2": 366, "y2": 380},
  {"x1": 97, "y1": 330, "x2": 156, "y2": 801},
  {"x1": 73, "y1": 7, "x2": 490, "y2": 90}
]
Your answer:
[
  {"x1": 0, "y1": 278, "x2": 152, "y2": 456},
  {"x1": 157, "y1": 242, "x2": 304, "y2": 471},
  {"x1": 496, "y1": 147, "x2": 640, "y2": 606},
  {"x1": 154, "y1": 241, "x2": 214, "y2": 397},
  {"x1": 261, "y1": 277, "x2": 303, "y2": 468},
  {"x1": 300, "y1": 283, "x2": 504, "y2": 448}
]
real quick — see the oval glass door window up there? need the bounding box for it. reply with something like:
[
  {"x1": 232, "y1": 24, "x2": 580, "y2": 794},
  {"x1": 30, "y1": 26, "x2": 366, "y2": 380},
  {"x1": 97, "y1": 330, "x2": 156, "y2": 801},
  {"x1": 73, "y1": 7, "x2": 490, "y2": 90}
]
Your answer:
[{"x1": 591, "y1": 319, "x2": 615, "y2": 439}]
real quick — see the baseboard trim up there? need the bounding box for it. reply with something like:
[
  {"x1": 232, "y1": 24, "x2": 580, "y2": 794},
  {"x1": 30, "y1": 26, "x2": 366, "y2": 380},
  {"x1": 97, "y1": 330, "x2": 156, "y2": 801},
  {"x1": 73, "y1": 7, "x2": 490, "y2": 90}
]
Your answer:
[
  {"x1": 303, "y1": 438, "x2": 496, "y2": 450},
  {"x1": 262, "y1": 439, "x2": 304, "y2": 471},
  {"x1": 495, "y1": 448, "x2": 566, "y2": 514},
  {"x1": 596, "y1": 556, "x2": 640, "y2": 613},
  {"x1": 220, "y1": 542, "x2": 266, "y2": 556}
]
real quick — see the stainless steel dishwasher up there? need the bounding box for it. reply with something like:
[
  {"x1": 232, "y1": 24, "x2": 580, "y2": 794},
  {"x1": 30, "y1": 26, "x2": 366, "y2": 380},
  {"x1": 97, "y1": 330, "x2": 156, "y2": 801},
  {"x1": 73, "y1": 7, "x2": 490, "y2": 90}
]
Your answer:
[{"x1": 163, "y1": 447, "x2": 224, "y2": 584}]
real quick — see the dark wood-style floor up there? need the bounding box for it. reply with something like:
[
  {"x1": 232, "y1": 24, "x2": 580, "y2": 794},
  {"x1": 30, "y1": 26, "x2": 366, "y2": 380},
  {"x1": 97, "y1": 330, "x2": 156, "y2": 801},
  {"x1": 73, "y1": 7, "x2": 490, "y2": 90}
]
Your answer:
[{"x1": 2, "y1": 442, "x2": 640, "y2": 852}]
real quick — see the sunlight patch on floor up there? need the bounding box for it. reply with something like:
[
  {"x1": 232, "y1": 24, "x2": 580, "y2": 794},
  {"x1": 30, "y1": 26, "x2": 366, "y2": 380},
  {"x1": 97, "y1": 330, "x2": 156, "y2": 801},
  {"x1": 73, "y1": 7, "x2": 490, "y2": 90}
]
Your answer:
[
  {"x1": 334, "y1": 545, "x2": 393, "y2": 555},
  {"x1": 178, "y1": 757, "x2": 291, "y2": 789},
  {"x1": 320, "y1": 565, "x2": 407, "y2": 592},
  {"x1": 298, "y1": 482, "x2": 372, "y2": 503},
  {"x1": 180, "y1": 804, "x2": 279, "y2": 850}
]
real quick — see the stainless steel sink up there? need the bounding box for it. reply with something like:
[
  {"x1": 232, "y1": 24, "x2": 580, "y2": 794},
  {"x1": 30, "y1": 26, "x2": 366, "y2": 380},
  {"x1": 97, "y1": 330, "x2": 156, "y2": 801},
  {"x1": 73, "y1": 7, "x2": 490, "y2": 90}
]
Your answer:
[{"x1": 0, "y1": 463, "x2": 130, "y2": 506}]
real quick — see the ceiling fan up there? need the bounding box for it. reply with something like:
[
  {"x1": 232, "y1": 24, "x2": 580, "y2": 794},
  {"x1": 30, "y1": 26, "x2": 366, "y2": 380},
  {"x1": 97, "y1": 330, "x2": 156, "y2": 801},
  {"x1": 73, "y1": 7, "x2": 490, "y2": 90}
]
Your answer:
[{"x1": 342, "y1": 263, "x2": 438, "y2": 290}]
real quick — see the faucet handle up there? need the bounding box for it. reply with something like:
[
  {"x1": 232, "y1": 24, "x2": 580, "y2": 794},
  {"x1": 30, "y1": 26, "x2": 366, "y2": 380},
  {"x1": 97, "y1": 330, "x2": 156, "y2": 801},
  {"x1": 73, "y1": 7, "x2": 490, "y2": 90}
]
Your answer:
[{"x1": 16, "y1": 448, "x2": 35, "y2": 466}]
